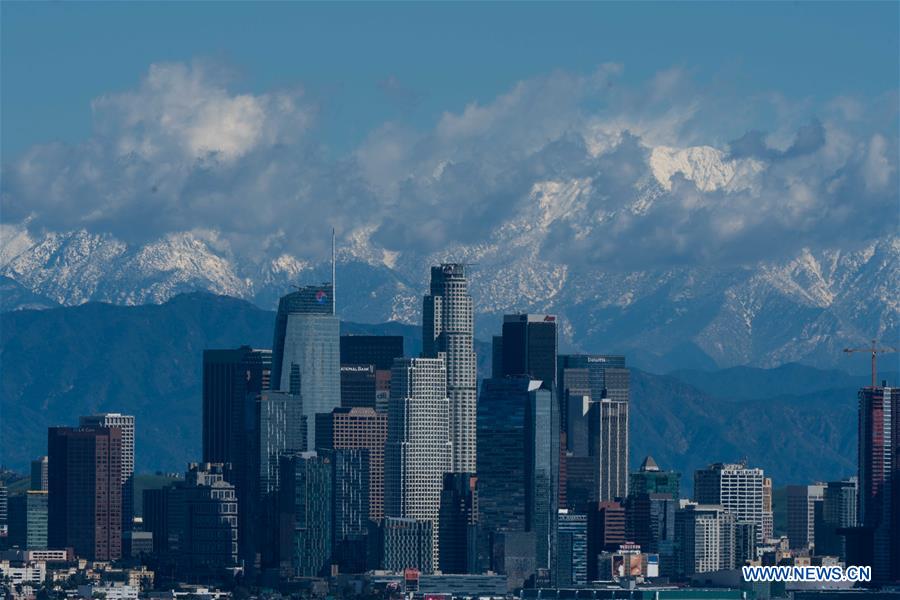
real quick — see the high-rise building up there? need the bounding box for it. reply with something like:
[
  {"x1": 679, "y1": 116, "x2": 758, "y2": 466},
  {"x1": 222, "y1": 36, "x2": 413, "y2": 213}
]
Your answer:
[
  {"x1": 675, "y1": 503, "x2": 736, "y2": 576},
  {"x1": 439, "y1": 473, "x2": 479, "y2": 574},
  {"x1": 0, "y1": 483, "x2": 6, "y2": 538},
  {"x1": 762, "y1": 477, "x2": 774, "y2": 540},
  {"x1": 271, "y1": 284, "x2": 340, "y2": 450},
  {"x1": 326, "y1": 449, "x2": 370, "y2": 547},
  {"x1": 48, "y1": 426, "x2": 122, "y2": 561},
  {"x1": 383, "y1": 517, "x2": 433, "y2": 573},
  {"x1": 498, "y1": 314, "x2": 558, "y2": 391},
  {"x1": 340, "y1": 335, "x2": 404, "y2": 371},
  {"x1": 7, "y1": 491, "x2": 48, "y2": 550},
  {"x1": 255, "y1": 390, "x2": 305, "y2": 497},
  {"x1": 815, "y1": 477, "x2": 857, "y2": 561},
  {"x1": 201, "y1": 346, "x2": 271, "y2": 564},
  {"x1": 557, "y1": 355, "x2": 627, "y2": 413},
  {"x1": 786, "y1": 484, "x2": 825, "y2": 551},
  {"x1": 340, "y1": 364, "x2": 377, "y2": 409},
  {"x1": 586, "y1": 500, "x2": 626, "y2": 581},
  {"x1": 854, "y1": 385, "x2": 899, "y2": 584},
  {"x1": 556, "y1": 510, "x2": 587, "y2": 586},
  {"x1": 695, "y1": 462, "x2": 767, "y2": 545},
  {"x1": 422, "y1": 264, "x2": 477, "y2": 473},
  {"x1": 734, "y1": 521, "x2": 757, "y2": 566},
  {"x1": 30, "y1": 457, "x2": 48, "y2": 492},
  {"x1": 80, "y1": 413, "x2": 135, "y2": 534},
  {"x1": 385, "y1": 357, "x2": 452, "y2": 568},
  {"x1": 630, "y1": 456, "x2": 680, "y2": 499},
  {"x1": 278, "y1": 452, "x2": 333, "y2": 578},
  {"x1": 562, "y1": 369, "x2": 591, "y2": 455},
  {"x1": 476, "y1": 376, "x2": 559, "y2": 571},
  {"x1": 316, "y1": 407, "x2": 387, "y2": 521},
  {"x1": 144, "y1": 463, "x2": 239, "y2": 576},
  {"x1": 595, "y1": 397, "x2": 629, "y2": 501},
  {"x1": 624, "y1": 493, "x2": 677, "y2": 575}
]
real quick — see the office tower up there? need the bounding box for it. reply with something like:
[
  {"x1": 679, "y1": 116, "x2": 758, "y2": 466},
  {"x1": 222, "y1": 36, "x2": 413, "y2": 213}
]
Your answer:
[
  {"x1": 815, "y1": 478, "x2": 857, "y2": 561},
  {"x1": 604, "y1": 368, "x2": 630, "y2": 404},
  {"x1": 596, "y1": 396, "x2": 629, "y2": 501},
  {"x1": 422, "y1": 264, "x2": 477, "y2": 473},
  {"x1": 201, "y1": 347, "x2": 271, "y2": 565},
  {"x1": 762, "y1": 477, "x2": 774, "y2": 540},
  {"x1": 146, "y1": 463, "x2": 239, "y2": 575},
  {"x1": 341, "y1": 365, "x2": 377, "y2": 409},
  {"x1": 315, "y1": 407, "x2": 387, "y2": 520},
  {"x1": 695, "y1": 462, "x2": 766, "y2": 545},
  {"x1": 586, "y1": 500, "x2": 626, "y2": 580},
  {"x1": 624, "y1": 493, "x2": 677, "y2": 574},
  {"x1": 787, "y1": 484, "x2": 825, "y2": 551},
  {"x1": 278, "y1": 452, "x2": 333, "y2": 578},
  {"x1": 326, "y1": 449, "x2": 370, "y2": 549},
  {"x1": 439, "y1": 473, "x2": 479, "y2": 574},
  {"x1": 562, "y1": 369, "x2": 591, "y2": 455},
  {"x1": 385, "y1": 357, "x2": 452, "y2": 569},
  {"x1": 80, "y1": 413, "x2": 135, "y2": 534},
  {"x1": 491, "y1": 336, "x2": 503, "y2": 379},
  {"x1": 675, "y1": 503, "x2": 736, "y2": 576},
  {"x1": 271, "y1": 284, "x2": 340, "y2": 450},
  {"x1": 0, "y1": 483, "x2": 6, "y2": 538},
  {"x1": 855, "y1": 385, "x2": 899, "y2": 584},
  {"x1": 498, "y1": 314, "x2": 558, "y2": 390},
  {"x1": 48, "y1": 426, "x2": 122, "y2": 561},
  {"x1": 255, "y1": 390, "x2": 305, "y2": 497},
  {"x1": 340, "y1": 335, "x2": 404, "y2": 370},
  {"x1": 556, "y1": 510, "x2": 587, "y2": 586},
  {"x1": 476, "y1": 376, "x2": 559, "y2": 571},
  {"x1": 383, "y1": 517, "x2": 434, "y2": 573},
  {"x1": 734, "y1": 521, "x2": 757, "y2": 565},
  {"x1": 557, "y1": 354, "x2": 627, "y2": 411},
  {"x1": 30, "y1": 457, "x2": 48, "y2": 492},
  {"x1": 565, "y1": 455, "x2": 596, "y2": 508},
  {"x1": 7, "y1": 491, "x2": 48, "y2": 550},
  {"x1": 630, "y1": 456, "x2": 680, "y2": 499}
]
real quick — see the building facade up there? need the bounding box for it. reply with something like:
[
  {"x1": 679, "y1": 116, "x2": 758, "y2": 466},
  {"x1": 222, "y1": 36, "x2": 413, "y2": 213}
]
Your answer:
[
  {"x1": 694, "y1": 462, "x2": 767, "y2": 545},
  {"x1": 80, "y1": 413, "x2": 135, "y2": 535},
  {"x1": 384, "y1": 357, "x2": 452, "y2": 569},
  {"x1": 383, "y1": 517, "x2": 434, "y2": 573},
  {"x1": 438, "y1": 473, "x2": 479, "y2": 574},
  {"x1": 278, "y1": 452, "x2": 333, "y2": 578},
  {"x1": 675, "y1": 503, "x2": 736, "y2": 577},
  {"x1": 498, "y1": 314, "x2": 558, "y2": 391},
  {"x1": 422, "y1": 264, "x2": 477, "y2": 473},
  {"x1": 556, "y1": 510, "x2": 587, "y2": 587}
]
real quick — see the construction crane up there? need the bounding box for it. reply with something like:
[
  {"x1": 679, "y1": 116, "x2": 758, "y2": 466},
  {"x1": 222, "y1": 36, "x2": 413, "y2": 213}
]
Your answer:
[{"x1": 843, "y1": 339, "x2": 898, "y2": 388}]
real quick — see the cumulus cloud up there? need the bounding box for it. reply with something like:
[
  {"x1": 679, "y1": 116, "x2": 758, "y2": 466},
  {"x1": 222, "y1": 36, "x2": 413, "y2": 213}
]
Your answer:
[{"x1": 1, "y1": 60, "x2": 897, "y2": 271}]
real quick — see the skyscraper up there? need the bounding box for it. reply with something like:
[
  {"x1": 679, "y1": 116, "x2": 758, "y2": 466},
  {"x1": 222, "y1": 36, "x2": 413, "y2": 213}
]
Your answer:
[
  {"x1": 855, "y1": 384, "x2": 899, "y2": 584},
  {"x1": 340, "y1": 364, "x2": 377, "y2": 409},
  {"x1": 675, "y1": 503, "x2": 736, "y2": 576},
  {"x1": 556, "y1": 510, "x2": 587, "y2": 586},
  {"x1": 385, "y1": 357, "x2": 452, "y2": 568},
  {"x1": 438, "y1": 473, "x2": 479, "y2": 574},
  {"x1": 340, "y1": 335, "x2": 404, "y2": 370},
  {"x1": 316, "y1": 407, "x2": 387, "y2": 521},
  {"x1": 80, "y1": 413, "x2": 135, "y2": 535},
  {"x1": 694, "y1": 462, "x2": 767, "y2": 545},
  {"x1": 815, "y1": 477, "x2": 857, "y2": 561},
  {"x1": 422, "y1": 264, "x2": 477, "y2": 473},
  {"x1": 596, "y1": 396, "x2": 629, "y2": 501},
  {"x1": 278, "y1": 452, "x2": 333, "y2": 578},
  {"x1": 30, "y1": 456, "x2": 48, "y2": 492},
  {"x1": 630, "y1": 456, "x2": 680, "y2": 499},
  {"x1": 48, "y1": 426, "x2": 122, "y2": 561},
  {"x1": 624, "y1": 493, "x2": 677, "y2": 575},
  {"x1": 201, "y1": 346, "x2": 271, "y2": 564},
  {"x1": 383, "y1": 517, "x2": 434, "y2": 573},
  {"x1": 326, "y1": 448, "x2": 370, "y2": 547},
  {"x1": 476, "y1": 376, "x2": 559, "y2": 572},
  {"x1": 7, "y1": 491, "x2": 48, "y2": 550},
  {"x1": 271, "y1": 284, "x2": 340, "y2": 450},
  {"x1": 557, "y1": 354, "x2": 628, "y2": 411},
  {"x1": 498, "y1": 314, "x2": 558, "y2": 390},
  {"x1": 786, "y1": 483, "x2": 825, "y2": 551}
]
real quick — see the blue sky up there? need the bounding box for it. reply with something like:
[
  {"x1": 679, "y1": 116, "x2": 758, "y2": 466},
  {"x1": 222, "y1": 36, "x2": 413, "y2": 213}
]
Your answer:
[
  {"x1": 1, "y1": 2, "x2": 897, "y2": 270},
  {"x1": 3, "y1": 2, "x2": 897, "y2": 159}
]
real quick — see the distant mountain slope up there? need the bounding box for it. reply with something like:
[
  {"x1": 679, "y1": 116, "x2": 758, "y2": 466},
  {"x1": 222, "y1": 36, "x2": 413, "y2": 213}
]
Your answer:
[
  {"x1": 0, "y1": 275, "x2": 59, "y2": 311},
  {"x1": 0, "y1": 293, "x2": 860, "y2": 489}
]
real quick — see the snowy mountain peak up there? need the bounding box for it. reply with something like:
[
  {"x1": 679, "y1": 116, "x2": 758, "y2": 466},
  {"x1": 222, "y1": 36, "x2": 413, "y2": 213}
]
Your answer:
[{"x1": 649, "y1": 145, "x2": 763, "y2": 192}]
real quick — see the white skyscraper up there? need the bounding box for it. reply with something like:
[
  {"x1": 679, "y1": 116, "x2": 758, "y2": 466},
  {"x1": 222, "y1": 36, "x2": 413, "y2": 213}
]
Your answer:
[
  {"x1": 80, "y1": 413, "x2": 135, "y2": 531},
  {"x1": 385, "y1": 357, "x2": 452, "y2": 569},
  {"x1": 595, "y1": 396, "x2": 629, "y2": 501},
  {"x1": 422, "y1": 264, "x2": 477, "y2": 473},
  {"x1": 694, "y1": 462, "x2": 767, "y2": 544}
]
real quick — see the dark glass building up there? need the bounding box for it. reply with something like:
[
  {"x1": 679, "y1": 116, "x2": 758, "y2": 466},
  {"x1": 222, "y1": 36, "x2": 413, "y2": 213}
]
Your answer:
[
  {"x1": 556, "y1": 510, "x2": 587, "y2": 586},
  {"x1": 326, "y1": 448, "x2": 370, "y2": 573},
  {"x1": 629, "y1": 456, "x2": 681, "y2": 499},
  {"x1": 498, "y1": 314, "x2": 558, "y2": 391},
  {"x1": 279, "y1": 452, "x2": 333, "y2": 577},
  {"x1": 48, "y1": 426, "x2": 122, "y2": 561},
  {"x1": 439, "y1": 473, "x2": 479, "y2": 574},
  {"x1": 7, "y1": 491, "x2": 48, "y2": 550},
  {"x1": 340, "y1": 364, "x2": 377, "y2": 409},
  {"x1": 340, "y1": 335, "x2": 404, "y2": 370},
  {"x1": 477, "y1": 376, "x2": 559, "y2": 572},
  {"x1": 558, "y1": 354, "x2": 627, "y2": 407}
]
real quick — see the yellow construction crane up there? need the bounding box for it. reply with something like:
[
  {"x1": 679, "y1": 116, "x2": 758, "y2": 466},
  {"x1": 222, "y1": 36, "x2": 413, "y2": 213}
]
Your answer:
[{"x1": 843, "y1": 339, "x2": 898, "y2": 388}]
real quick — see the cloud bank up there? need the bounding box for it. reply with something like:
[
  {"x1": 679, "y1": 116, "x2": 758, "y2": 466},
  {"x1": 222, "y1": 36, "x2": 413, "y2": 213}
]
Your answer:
[{"x1": 2, "y1": 60, "x2": 897, "y2": 270}]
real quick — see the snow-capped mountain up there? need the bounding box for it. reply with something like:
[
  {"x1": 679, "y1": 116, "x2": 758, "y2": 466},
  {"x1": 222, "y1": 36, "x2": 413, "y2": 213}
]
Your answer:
[{"x1": 2, "y1": 147, "x2": 896, "y2": 372}]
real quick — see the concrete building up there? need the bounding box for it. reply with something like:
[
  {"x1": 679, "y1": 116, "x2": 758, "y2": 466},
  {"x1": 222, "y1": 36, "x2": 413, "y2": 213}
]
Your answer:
[
  {"x1": 6, "y1": 491, "x2": 48, "y2": 550},
  {"x1": 80, "y1": 413, "x2": 135, "y2": 534},
  {"x1": 694, "y1": 462, "x2": 767, "y2": 545},
  {"x1": 786, "y1": 483, "x2": 825, "y2": 551},
  {"x1": 675, "y1": 502, "x2": 735, "y2": 576},
  {"x1": 383, "y1": 517, "x2": 433, "y2": 573}
]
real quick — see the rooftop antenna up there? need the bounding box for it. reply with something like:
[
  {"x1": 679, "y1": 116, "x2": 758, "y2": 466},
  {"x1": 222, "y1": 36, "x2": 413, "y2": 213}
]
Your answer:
[{"x1": 332, "y1": 227, "x2": 336, "y2": 315}]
